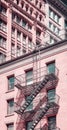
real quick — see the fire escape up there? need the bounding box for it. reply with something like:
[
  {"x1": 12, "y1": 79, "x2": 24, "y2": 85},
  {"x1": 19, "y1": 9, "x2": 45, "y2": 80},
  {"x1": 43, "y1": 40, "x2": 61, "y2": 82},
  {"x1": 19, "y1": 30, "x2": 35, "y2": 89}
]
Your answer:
[{"x1": 14, "y1": 51, "x2": 60, "y2": 130}]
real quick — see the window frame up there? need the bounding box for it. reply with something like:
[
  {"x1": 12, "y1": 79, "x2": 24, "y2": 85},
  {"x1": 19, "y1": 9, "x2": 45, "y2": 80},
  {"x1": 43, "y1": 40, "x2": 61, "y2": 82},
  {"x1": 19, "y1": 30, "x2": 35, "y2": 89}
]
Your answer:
[
  {"x1": 47, "y1": 89, "x2": 55, "y2": 102},
  {"x1": 46, "y1": 61, "x2": 55, "y2": 74},
  {"x1": 49, "y1": 8, "x2": 60, "y2": 24},
  {"x1": 26, "y1": 121, "x2": 33, "y2": 130},
  {"x1": 25, "y1": 95, "x2": 33, "y2": 111},
  {"x1": 8, "y1": 75, "x2": 14, "y2": 90},
  {"x1": 25, "y1": 69, "x2": 33, "y2": 85},
  {"x1": 48, "y1": 116, "x2": 56, "y2": 130},
  {"x1": 7, "y1": 99, "x2": 14, "y2": 115},
  {"x1": 7, "y1": 123, "x2": 14, "y2": 130}
]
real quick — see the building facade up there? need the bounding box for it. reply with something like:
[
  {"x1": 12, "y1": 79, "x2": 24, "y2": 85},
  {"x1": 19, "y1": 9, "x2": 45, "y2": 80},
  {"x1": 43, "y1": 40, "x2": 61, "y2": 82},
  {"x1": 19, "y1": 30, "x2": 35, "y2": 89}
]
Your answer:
[
  {"x1": 0, "y1": 0, "x2": 67, "y2": 130},
  {"x1": 0, "y1": 0, "x2": 46, "y2": 63},
  {"x1": 0, "y1": 0, "x2": 67, "y2": 64},
  {"x1": 0, "y1": 39, "x2": 67, "y2": 130}
]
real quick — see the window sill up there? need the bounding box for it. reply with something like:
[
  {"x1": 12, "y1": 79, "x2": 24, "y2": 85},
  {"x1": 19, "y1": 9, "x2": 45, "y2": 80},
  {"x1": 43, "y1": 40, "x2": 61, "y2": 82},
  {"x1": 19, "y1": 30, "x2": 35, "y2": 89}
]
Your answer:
[
  {"x1": 6, "y1": 89, "x2": 15, "y2": 93},
  {"x1": 5, "y1": 113, "x2": 14, "y2": 118},
  {"x1": 49, "y1": 17, "x2": 61, "y2": 26}
]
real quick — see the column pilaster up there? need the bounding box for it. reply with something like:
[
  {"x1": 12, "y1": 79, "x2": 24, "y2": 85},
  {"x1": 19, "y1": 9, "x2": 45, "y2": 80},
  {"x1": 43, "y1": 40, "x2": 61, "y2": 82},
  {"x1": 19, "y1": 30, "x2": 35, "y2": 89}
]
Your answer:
[{"x1": 7, "y1": 3, "x2": 12, "y2": 60}]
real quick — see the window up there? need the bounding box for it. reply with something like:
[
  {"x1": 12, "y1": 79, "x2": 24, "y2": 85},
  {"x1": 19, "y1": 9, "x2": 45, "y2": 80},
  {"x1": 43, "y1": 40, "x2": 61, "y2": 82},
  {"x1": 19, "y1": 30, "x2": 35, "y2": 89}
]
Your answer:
[
  {"x1": 26, "y1": 121, "x2": 33, "y2": 130},
  {"x1": 23, "y1": 48, "x2": 26, "y2": 54},
  {"x1": 7, "y1": 99, "x2": 14, "y2": 114},
  {"x1": 26, "y1": 95, "x2": 33, "y2": 111},
  {"x1": 49, "y1": 22, "x2": 60, "y2": 35},
  {"x1": 26, "y1": 69, "x2": 33, "y2": 85},
  {"x1": 50, "y1": 36, "x2": 54, "y2": 44},
  {"x1": 53, "y1": 26, "x2": 58, "y2": 34},
  {"x1": 16, "y1": 16, "x2": 21, "y2": 24},
  {"x1": 28, "y1": 38, "x2": 32, "y2": 48},
  {"x1": 49, "y1": 8, "x2": 60, "y2": 24},
  {"x1": 26, "y1": 5, "x2": 28, "y2": 12},
  {"x1": 57, "y1": 15, "x2": 60, "y2": 23},
  {"x1": 0, "y1": 19, "x2": 7, "y2": 32},
  {"x1": 16, "y1": 0, "x2": 19, "y2": 5},
  {"x1": 17, "y1": 31, "x2": 21, "y2": 41},
  {"x1": 12, "y1": 27, "x2": 15, "y2": 37},
  {"x1": 47, "y1": 89, "x2": 55, "y2": 102},
  {"x1": 11, "y1": 43, "x2": 15, "y2": 55},
  {"x1": 49, "y1": 22, "x2": 53, "y2": 31},
  {"x1": 12, "y1": 13, "x2": 15, "y2": 21},
  {"x1": 7, "y1": 123, "x2": 14, "y2": 130},
  {"x1": 47, "y1": 61, "x2": 55, "y2": 74},
  {"x1": 21, "y1": 3, "x2": 24, "y2": 8},
  {"x1": 56, "y1": 28, "x2": 60, "y2": 35},
  {"x1": 28, "y1": 24, "x2": 32, "y2": 32},
  {"x1": 30, "y1": 9, "x2": 33, "y2": 15},
  {"x1": 0, "y1": 36, "x2": 6, "y2": 48},
  {"x1": 65, "y1": 20, "x2": 67, "y2": 28},
  {"x1": 49, "y1": 36, "x2": 57, "y2": 45},
  {"x1": 17, "y1": 46, "x2": 21, "y2": 57},
  {"x1": 49, "y1": 9, "x2": 53, "y2": 19},
  {"x1": 39, "y1": 2, "x2": 42, "y2": 9},
  {"x1": 49, "y1": 22, "x2": 52, "y2": 28},
  {"x1": 53, "y1": 25, "x2": 57, "y2": 33},
  {"x1": 23, "y1": 35, "x2": 26, "y2": 45},
  {"x1": 54, "y1": 14, "x2": 57, "y2": 22},
  {"x1": 0, "y1": 5, "x2": 7, "y2": 15},
  {"x1": 39, "y1": 15, "x2": 42, "y2": 21},
  {"x1": 22, "y1": 19, "x2": 27, "y2": 28},
  {"x1": 0, "y1": 53, "x2": 6, "y2": 64},
  {"x1": 36, "y1": 30, "x2": 41, "y2": 37},
  {"x1": 48, "y1": 116, "x2": 56, "y2": 130},
  {"x1": 55, "y1": 15, "x2": 60, "y2": 23},
  {"x1": 36, "y1": 41, "x2": 41, "y2": 48},
  {"x1": 8, "y1": 76, "x2": 14, "y2": 90}
]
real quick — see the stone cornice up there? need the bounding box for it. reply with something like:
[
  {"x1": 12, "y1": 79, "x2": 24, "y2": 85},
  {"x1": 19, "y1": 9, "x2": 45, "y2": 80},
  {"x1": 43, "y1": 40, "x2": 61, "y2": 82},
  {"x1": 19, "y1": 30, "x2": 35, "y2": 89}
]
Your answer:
[
  {"x1": 0, "y1": 39, "x2": 67, "y2": 69},
  {"x1": 47, "y1": 0, "x2": 67, "y2": 18},
  {"x1": 5, "y1": 0, "x2": 46, "y2": 29}
]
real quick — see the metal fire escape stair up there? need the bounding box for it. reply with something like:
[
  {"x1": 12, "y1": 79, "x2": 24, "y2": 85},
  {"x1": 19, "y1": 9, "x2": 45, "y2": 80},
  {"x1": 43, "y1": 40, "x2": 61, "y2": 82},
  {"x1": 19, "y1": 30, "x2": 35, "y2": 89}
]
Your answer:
[
  {"x1": 17, "y1": 73, "x2": 57, "y2": 115},
  {"x1": 29, "y1": 102, "x2": 56, "y2": 130}
]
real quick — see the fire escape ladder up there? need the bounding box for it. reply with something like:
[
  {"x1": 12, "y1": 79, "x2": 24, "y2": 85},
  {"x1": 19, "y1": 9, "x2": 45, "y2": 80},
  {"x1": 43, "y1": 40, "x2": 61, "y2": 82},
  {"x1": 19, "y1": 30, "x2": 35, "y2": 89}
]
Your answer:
[
  {"x1": 18, "y1": 74, "x2": 57, "y2": 115},
  {"x1": 29, "y1": 102, "x2": 56, "y2": 130}
]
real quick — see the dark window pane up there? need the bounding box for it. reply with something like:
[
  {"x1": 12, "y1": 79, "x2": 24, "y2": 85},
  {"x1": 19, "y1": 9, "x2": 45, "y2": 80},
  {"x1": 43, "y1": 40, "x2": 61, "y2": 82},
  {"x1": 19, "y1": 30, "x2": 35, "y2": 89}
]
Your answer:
[
  {"x1": 26, "y1": 70, "x2": 33, "y2": 85},
  {"x1": 47, "y1": 89, "x2": 55, "y2": 102},
  {"x1": 7, "y1": 124, "x2": 14, "y2": 130},
  {"x1": 26, "y1": 121, "x2": 33, "y2": 130},
  {"x1": 47, "y1": 62, "x2": 55, "y2": 74},
  {"x1": 7, "y1": 99, "x2": 14, "y2": 114},
  {"x1": 8, "y1": 76, "x2": 14, "y2": 90},
  {"x1": 48, "y1": 116, "x2": 56, "y2": 130},
  {"x1": 26, "y1": 96, "x2": 33, "y2": 111}
]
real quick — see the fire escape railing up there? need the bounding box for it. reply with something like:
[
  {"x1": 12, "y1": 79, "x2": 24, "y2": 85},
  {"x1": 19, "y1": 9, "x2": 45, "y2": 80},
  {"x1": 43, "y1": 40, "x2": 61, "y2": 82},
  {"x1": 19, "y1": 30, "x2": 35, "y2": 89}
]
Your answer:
[
  {"x1": 14, "y1": 66, "x2": 59, "y2": 91},
  {"x1": 34, "y1": 126, "x2": 60, "y2": 130},
  {"x1": 29, "y1": 126, "x2": 60, "y2": 130},
  {"x1": 14, "y1": 66, "x2": 59, "y2": 113},
  {"x1": 15, "y1": 73, "x2": 58, "y2": 115},
  {"x1": 14, "y1": 66, "x2": 59, "y2": 130},
  {"x1": 29, "y1": 94, "x2": 59, "y2": 130}
]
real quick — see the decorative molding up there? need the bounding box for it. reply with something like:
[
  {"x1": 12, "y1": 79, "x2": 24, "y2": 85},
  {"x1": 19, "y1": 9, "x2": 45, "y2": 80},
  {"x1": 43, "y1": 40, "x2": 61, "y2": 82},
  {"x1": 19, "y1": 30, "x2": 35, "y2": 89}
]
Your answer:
[
  {"x1": 0, "y1": 39, "x2": 67, "y2": 70},
  {"x1": 47, "y1": 0, "x2": 67, "y2": 17},
  {"x1": 7, "y1": 2, "x2": 12, "y2": 13}
]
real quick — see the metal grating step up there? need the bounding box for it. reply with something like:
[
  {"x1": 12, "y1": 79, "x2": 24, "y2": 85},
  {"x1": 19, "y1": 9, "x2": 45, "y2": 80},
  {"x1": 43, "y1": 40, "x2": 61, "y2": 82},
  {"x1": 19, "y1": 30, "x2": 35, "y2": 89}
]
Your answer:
[
  {"x1": 18, "y1": 74, "x2": 57, "y2": 115},
  {"x1": 18, "y1": 75, "x2": 50, "y2": 114},
  {"x1": 29, "y1": 102, "x2": 55, "y2": 130}
]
